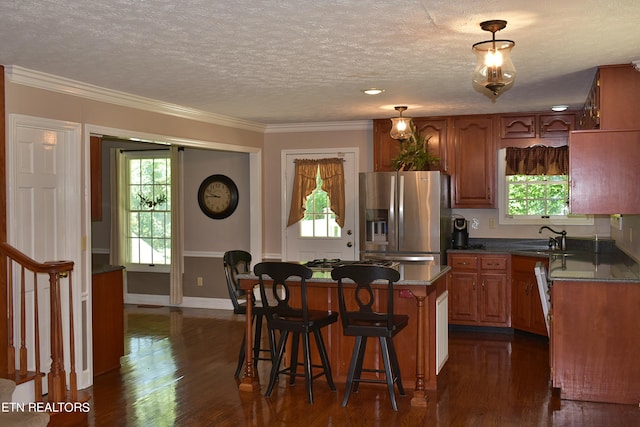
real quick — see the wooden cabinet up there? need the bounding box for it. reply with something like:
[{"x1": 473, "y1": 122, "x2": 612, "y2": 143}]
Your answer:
[
  {"x1": 511, "y1": 255, "x2": 548, "y2": 336},
  {"x1": 92, "y1": 267, "x2": 125, "y2": 376},
  {"x1": 579, "y1": 64, "x2": 640, "y2": 130},
  {"x1": 451, "y1": 116, "x2": 496, "y2": 208},
  {"x1": 499, "y1": 112, "x2": 575, "y2": 147},
  {"x1": 569, "y1": 129, "x2": 640, "y2": 214},
  {"x1": 372, "y1": 117, "x2": 449, "y2": 172},
  {"x1": 551, "y1": 279, "x2": 640, "y2": 404},
  {"x1": 448, "y1": 253, "x2": 509, "y2": 327}
]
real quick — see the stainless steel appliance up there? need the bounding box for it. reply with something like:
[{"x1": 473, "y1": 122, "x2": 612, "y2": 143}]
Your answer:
[
  {"x1": 452, "y1": 217, "x2": 469, "y2": 249},
  {"x1": 359, "y1": 171, "x2": 451, "y2": 265}
]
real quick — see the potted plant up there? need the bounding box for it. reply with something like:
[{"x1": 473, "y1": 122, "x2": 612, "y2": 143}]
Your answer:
[{"x1": 391, "y1": 124, "x2": 439, "y2": 171}]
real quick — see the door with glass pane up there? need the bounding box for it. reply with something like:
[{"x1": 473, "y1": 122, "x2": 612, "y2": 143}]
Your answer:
[{"x1": 283, "y1": 149, "x2": 357, "y2": 262}]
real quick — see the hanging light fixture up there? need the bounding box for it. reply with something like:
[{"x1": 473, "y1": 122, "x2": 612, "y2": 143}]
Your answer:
[
  {"x1": 389, "y1": 106, "x2": 413, "y2": 140},
  {"x1": 472, "y1": 20, "x2": 516, "y2": 98}
]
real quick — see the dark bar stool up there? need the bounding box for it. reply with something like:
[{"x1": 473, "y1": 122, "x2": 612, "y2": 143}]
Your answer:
[
  {"x1": 254, "y1": 262, "x2": 338, "y2": 404},
  {"x1": 223, "y1": 250, "x2": 274, "y2": 377},
  {"x1": 331, "y1": 264, "x2": 408, "y2": 411}
]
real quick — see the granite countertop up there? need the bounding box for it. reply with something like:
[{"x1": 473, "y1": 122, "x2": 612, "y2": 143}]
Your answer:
[
  {"x1": 548, "y1": 251, "x2": 640, "y2": 282},
  {"x1": 447, "y1": 238, "x2": 640, "y2": 283},
  {"x1": 238, "y1": 263, "x2": 450, "y2": 286}
]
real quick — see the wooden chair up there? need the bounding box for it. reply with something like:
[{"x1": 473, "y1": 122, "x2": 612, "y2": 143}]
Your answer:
[
  {"x1": 331, "y1": 264, "x2": 408, "y2": 411},
  {"x1": 223, "y1": 250, "x2": 274, "y2": 377},
  {"x1": 254, "y1": 262, "x2": 338, "y2": 404}
]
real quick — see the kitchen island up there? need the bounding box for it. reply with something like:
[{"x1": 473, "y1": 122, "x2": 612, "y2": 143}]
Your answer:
[
  {"x1": 549, "y1": 251, "x2": 640, "y2": 404},
  {"x1": 237, "y1": 263, "x2": 450, "y2": 407}
]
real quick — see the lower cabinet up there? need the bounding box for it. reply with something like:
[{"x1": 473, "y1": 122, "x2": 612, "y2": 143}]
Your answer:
[
  {"x1": 511, "y1": 255, "x2": 548, "y2": 336},
  {"x1": 448, "y1": 253, "x2": 510, "y2": 327},
  {"x1": 92, "y1": 267, "x2": 125, "y2": 376}
]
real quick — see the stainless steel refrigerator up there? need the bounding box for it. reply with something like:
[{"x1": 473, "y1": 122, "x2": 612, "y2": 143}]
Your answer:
[{"x1": 359, "y1": 171, "x2": 451, "y2": 265}]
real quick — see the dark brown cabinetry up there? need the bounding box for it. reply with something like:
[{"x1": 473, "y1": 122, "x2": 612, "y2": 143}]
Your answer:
[
  {"x1": 499, "y1": 113, "x2": 575, "y2": 148},
  {"x1": 551, "y1": 279, "x2": 640, "y2": 404},
  {"x1": 511, "y1": 255, "x2": 548, "y2": 336},
  {"x1": 448, "y1": 253, "x2": 510, "y2": 327},
  {"x1": 92, "y1": 267, "x2": 125, "y2": 376},
  {"x1": 451, "y1": 116, "x2": 496, "y2": 208},
  {"x1": 569, "y1": 129, "x2": 640, "y2": 214},
  {"x1": 579, "y1": 64, "x2": 640, "y2": 130},
  {"x1": 372, "y1": 117, "x2": 449, "y2": 173}
]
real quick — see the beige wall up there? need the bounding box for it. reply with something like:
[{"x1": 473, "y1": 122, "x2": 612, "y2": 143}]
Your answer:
[
  {"x1": 262, "y1": 128, "x2": 373, "y2": 258},
  {"x1": 611, "y1": 215, "x2": 640, "y2": 261},
  {"x1": 5, "y1": 83, "x2": 263, "y2": 149}
]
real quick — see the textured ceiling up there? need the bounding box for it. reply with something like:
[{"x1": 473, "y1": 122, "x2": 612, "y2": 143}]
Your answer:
[{"x1": 1, "y1": 1, "x2": 639, "y2": 125}]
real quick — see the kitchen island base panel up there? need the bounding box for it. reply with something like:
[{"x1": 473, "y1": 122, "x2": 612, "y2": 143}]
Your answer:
[{"x1": 238, "y1": 273, "x2": 449, "y2": 406}]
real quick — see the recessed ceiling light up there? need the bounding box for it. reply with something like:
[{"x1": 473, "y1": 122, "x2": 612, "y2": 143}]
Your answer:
[
  {"x1": 551, "y1": 105, "x2": 569, "y2": 112},
  {"x1": 362, "y1": 88, "x2": 385, "y2": 95}
]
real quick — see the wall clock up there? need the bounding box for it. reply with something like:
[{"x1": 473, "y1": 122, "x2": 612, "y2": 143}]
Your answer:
[{"x1": 197, "y1": 174, "x2": 239, "y2": 219}]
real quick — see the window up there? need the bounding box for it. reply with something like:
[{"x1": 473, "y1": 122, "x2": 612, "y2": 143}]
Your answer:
[
  {"x1": 506, "y1": 174, "x2": 569, "y2": 216},
  {"x1": 498, "y1": 149, "x2": 592, "y2": 225},
  {"x1": 300, "y1": 168, "x2": 341, "y2": 238},
  {"x1": 121, "y1": 151, "x2": 171, "y2": 270}
]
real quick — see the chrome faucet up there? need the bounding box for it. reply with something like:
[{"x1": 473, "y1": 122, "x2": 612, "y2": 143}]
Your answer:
[{"x1": 538, "y1": 226, "x2": 567, "y2": 251}]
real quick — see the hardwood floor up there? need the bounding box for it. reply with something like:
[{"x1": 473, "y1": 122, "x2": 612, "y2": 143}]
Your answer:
[{"x1": 86, "y1": 305, "x2": 639, "y2": 426}]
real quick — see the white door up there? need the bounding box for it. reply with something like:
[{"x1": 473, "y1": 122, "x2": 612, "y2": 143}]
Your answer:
[
  {"x1": 283, "y1": 149, "x2": 358, "y2": 262},
  {"x1": 7, "y1": 114, "x2": 83, "y2": 392}
]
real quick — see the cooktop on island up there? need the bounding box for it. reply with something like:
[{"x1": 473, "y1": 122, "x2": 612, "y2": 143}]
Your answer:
[{"x1": 303, "y1": 258, "x2": 397, "y2": 270}]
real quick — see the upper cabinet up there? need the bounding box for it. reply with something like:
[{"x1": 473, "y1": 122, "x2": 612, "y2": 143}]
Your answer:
[
  {"x1": 372, "y1": 112, "x2": 575, "y2": 209},
  {"x1": 500, "y1": 113, "x2": 575, "y2": 147},
  {"x1": 579, "y1": 64, "x2": 640, "y2": 130},
  {"x1": 451, "y1": 116, "x2": 496, "y2": 208},
  {"x1": 372, "y1": 117, "x2": 449, "y2": 173},
  {"x1": 569, "y1": 129, "x2": 640, "y2": 214}
]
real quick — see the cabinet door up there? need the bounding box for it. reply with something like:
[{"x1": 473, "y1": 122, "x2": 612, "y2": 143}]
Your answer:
[
  {"x1": 414, "y1": 118, "x2": 449, "y2": 173},
  {"x1": 569, "y1": 129, "x2": 640, "y2": 214},
  {"x1": 452, "y1": 116, "x2": 495, "y2": 208},
  {"x1": 500, "y1": 115, "x2": 536, "y2": 139},
  {"x1": 510, "y1": 270, "x2": 533, "y2": 331},
  {"x1": 449, "y1": 271, "x2": 478, "y2": 323},
  {"x1": 539, "y1": 114, "x2": 574, "y2": 139},
  {"x1": 373, "y1": 119, "x2": 400, "y2": 172},
  {"x1": 479, "y1": 272, "x2": 509, "y2": 326}
]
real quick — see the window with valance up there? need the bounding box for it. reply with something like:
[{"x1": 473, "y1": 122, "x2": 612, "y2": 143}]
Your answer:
[{"x1": 287, "y1": 158, "x2": 345, "y2": 231}]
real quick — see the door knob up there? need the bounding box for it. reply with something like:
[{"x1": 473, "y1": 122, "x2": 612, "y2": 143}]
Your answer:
[
  {"x1": 347, "y1": 242, "x2": 353, "y2": 247},
  {"x1": 347, "y1": 229, "x2": 352, "y2": 235}
]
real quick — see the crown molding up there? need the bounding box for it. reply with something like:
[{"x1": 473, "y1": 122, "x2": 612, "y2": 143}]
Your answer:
[
  {"x1": 264, "y1": 120, "x2": 372, "y2": 133},
  {"x1": 5, "y1": 65, "x2": 266, "y2": 133}
]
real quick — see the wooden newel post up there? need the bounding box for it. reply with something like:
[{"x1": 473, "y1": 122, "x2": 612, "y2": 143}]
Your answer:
[{"x1": 48, "y1": 272, "x2": 67, "y2": 402}]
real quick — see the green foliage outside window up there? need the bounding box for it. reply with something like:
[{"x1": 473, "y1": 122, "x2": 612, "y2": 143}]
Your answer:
[
  {"x1": 301, "y1": 169, "x2": 340, "y2": 237},
  {"x1": 507, "y1": 175, "x2": 568, "y2": 217},
  {"x1": 126, "y1": 155, "x2": 171, "y2": 265}
]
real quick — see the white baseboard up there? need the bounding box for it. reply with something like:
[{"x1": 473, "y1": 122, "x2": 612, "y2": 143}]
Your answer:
[{"x1": 124, "y1": 293, "x2": 233, "y2": 310}]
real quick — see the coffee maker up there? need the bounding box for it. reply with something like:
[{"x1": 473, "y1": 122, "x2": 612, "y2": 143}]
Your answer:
[{"x1": 452, "y1": 217, "x2": 469, "y2": 249}]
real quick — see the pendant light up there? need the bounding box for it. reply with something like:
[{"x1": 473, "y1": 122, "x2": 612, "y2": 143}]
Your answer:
[
  {"x1": 390, "y1": 106, "x2": 413, "y2": 140},
  {"x1": 472, "y1": 20, "x2": 516, "y2": 97}
]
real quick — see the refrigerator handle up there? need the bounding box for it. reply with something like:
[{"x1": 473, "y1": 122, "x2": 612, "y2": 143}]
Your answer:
[
  {"x1": 389, "y1": 174, "x2": 395, "y2": 227},
  {"x1": 398, "y1": 174, "x2": 404, "y2": 245}
]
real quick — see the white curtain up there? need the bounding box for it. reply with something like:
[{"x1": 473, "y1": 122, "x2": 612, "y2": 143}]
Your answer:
[
  {"x1": 169, "y1": 146, "x2": 184, "y2": 305},
  {"x1": 109, "y1": 148, "x2": 126, "y2": 266}
]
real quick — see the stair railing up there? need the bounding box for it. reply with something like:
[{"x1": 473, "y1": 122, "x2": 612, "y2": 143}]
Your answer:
[{"x1": 0, "y1": 242, "x2": 76, "y2": 403}]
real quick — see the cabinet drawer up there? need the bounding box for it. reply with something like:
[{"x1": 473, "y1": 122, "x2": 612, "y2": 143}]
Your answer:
[
  {"x1": 481, "y1": 256, "x2": 507, "y2": 271},
  {"x1": 450, "y1": 255, "x2": 478, "y2": 270}
]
